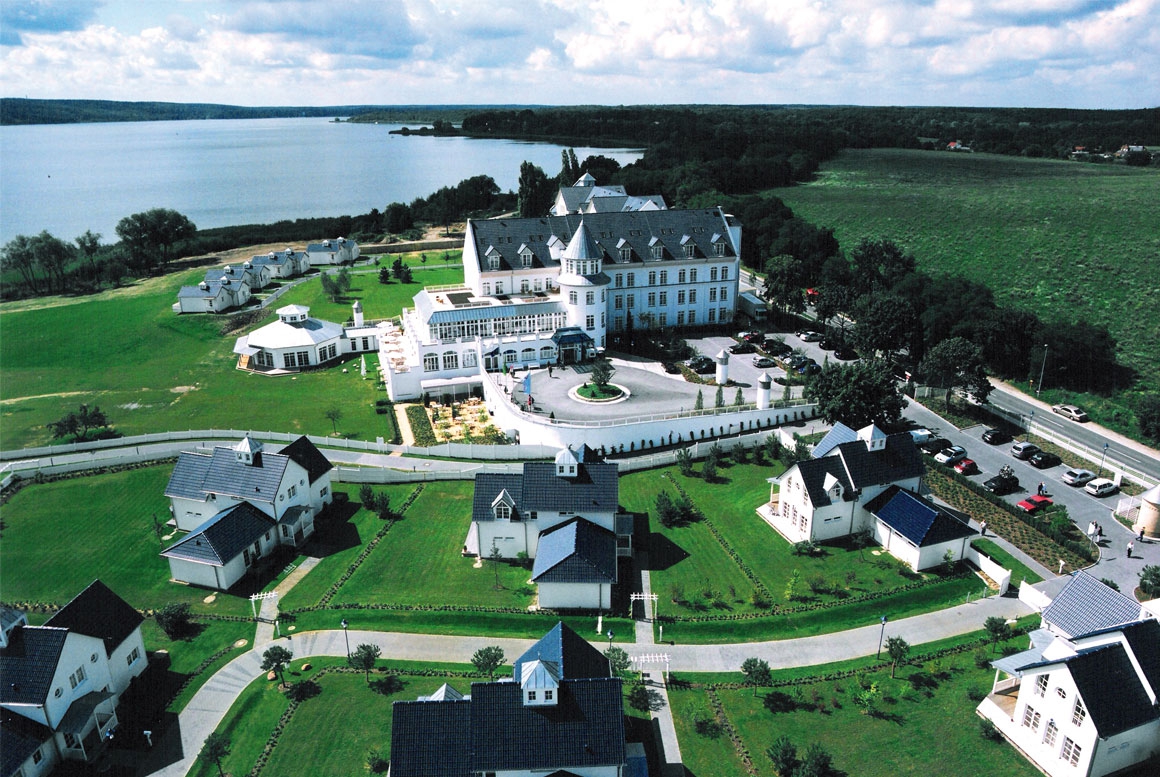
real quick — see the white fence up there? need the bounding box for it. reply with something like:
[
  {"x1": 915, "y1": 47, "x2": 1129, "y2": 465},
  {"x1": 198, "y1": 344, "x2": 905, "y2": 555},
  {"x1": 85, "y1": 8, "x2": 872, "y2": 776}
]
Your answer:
[{"x1": 964, "y1": 543, "x2": 1014, "y2": 596}]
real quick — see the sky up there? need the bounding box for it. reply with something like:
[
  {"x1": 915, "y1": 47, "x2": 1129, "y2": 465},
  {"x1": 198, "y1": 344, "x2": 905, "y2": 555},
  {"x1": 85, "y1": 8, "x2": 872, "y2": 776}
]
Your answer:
[{"x1": 1, "y1": 0, "x2": 1158, "y2": 109}]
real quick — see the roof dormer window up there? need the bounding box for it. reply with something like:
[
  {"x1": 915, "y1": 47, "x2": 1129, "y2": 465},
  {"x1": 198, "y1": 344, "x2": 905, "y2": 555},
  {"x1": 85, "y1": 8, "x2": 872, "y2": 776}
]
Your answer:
[{"x1": 519, "y1": 244, "x2": 533, "y2": 268}]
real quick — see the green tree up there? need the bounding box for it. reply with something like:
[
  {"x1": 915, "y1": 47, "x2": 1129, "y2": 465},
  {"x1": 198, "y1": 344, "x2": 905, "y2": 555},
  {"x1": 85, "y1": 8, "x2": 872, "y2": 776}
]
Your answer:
[
  {"x1": 349, "y1": 643, "x2": 382, "y2": 683},
  {"x1": 920, "y1": 336, "x2": 993, "y2": 409},
  {"x1": 804, "y1": 360, "x2": 905, "y2": 429},
  {"x1": 384, "y1": 202, "x2": 414, "y2": 233},
  {"x1": 359, "y1": 484, "x2": 376, "y2": 510},
  {"x1": 261, "y1": 645, "x2": 294, "y2": 686},
  {"x1": 489, "y1": 542, "x2": 503, "y2": 589},
  {"x1": 854, "y1": 682, "x2": 879, "y2": 715},
  {"x1": 1139, "y1": 565, "x2": 1160, "y2": 598},
  {"x1": 1137, "y1": 394, "x2": 1160, "y2": 443},
  {"x1": 714, "y1": 385, "x2": 725, "y2": 408},
  {"x1": 984, "y1": 616, "x2": 1012, "y2": 653},
  {"x1": 29, "y1": 230, "x2": 75, "y2": 292},
  {"x1": 75, "y1": 229, "x2": 102, "y2": 272},
  {"x1": 320, "y1": 272, "x2": 340, "y2": 302},
  {"x1": 115, "y1": 208, "x2": 196, "y2": 270},
  {"x1": 734, "y1": 387, "x2": 745, "y2": 406},
  {"x1": 694, "y1": 389, "x2": 704, "y2": 410},
  {"x1": 675, "y1": 447, "x2": 694, "y2": 477},
  {"x1": 517, "y1": 161, "x2": 553, "y2": 217},
  {"x1": 374, "y1": 492, "x2": 394, "y2": 521},
  {"x1": 784, "y1": 569, "x2": 801, "y2": 602},
  {"x1": 655, "y1": 491, "x2": 678, "y2": 528},
  {"x1": 605, "y1": 646, "x2": 632, "y2": 677},
  {"x1": 324, "y1": 406, "x2": 343, "y2": 434},
  {"x1": 1, "y1": 234, "x2": 46, "y2": 294},
  {"x1": 702, "y1": 449, "x2": 718, "y2": 482},
  {"x1": 885, "y1": 636, "x2": 910, "y2": 678},
  {"x1": 155, "y1": 602, "x2": 193, "y2": 640},
  {"x1": 590, "y1": 358, "x2": 615, "y2": 390},
  {"x1": 471, "y1": 645, "x2": 506, "y2": 679},
  {"x1": 47, "y1": 404, "x2": 109, "y2": 441},
  {"x1": 199, "y1": 731, "x2": 230, "y2": 777},
  {"x1": 797, "y1": 742, "x2": 835, "y2": 777},
  {"x1": 761, "y1": 253, "x2": 805, "y2": 314},
  {"x1": 851, "y1": 293, "x2": 916, "y2": 358},
  {"x1": 766, "y1": 735, "x2": 798, "y2": 776},
  {"x1": 741, "y1": 657, "x2": 771, "y2": 697}
]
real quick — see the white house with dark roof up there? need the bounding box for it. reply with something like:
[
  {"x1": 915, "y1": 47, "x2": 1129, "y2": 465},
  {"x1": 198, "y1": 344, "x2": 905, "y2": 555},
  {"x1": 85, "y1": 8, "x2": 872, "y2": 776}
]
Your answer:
[
  {"x1": 232, "y1": 303, "x2": 382, "y2": 373},
  {"x1": 977, "y1": 572, "x2": 1159, "y2": 777},
  {"x1": 863, "y1": 485, "x2": 975, "y2": 571},
  {"x1": 532, "y1": 517, "x2": 618, "y2": 610},
  {"x1": 1, "y1": 581, "x2": 146, "y2": 777},
  {"x1": 389, "y1": 622, "x2": 636, "y2": 777},
  {"x1": 379, "y1": 194, "x2": 741, "y2": 401},
  {"x1": 250, "y1": 248, "x2": 311, "y2": 279},
  {"x1": 161, "y1": 502, "x2": 284, "y2": 590},
  {"x1": 204, "y1": 262, "x2": 269, "y2": 292},
  {"x1": 175, "y1": 275, "x2": 252, "y2": 314},
  {"x1": 552, "y1": 173, "x2": 667, "y2": 216},
  {"x1": 305, "y1": 237, "x2": 359, "y2": 266}
]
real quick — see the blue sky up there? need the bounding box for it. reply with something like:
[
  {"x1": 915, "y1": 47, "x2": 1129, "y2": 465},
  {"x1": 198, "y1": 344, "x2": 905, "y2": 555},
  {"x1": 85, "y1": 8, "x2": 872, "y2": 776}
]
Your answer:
[{"x1": 2, "y1": 0, "x2": 1157, "y2": 108}]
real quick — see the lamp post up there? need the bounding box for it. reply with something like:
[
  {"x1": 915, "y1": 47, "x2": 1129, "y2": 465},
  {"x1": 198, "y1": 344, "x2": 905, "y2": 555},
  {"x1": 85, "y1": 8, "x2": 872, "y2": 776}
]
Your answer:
[
  {"x1": 341, "y1": 618, "x2": 350, "y2": 658},
  {"x1": 1037, "y1": 344, "x2": 1048, "y2": 397},
  {"x1": 876, "y1": 616, "x2": 888, "y2": 660},
  {"x1": 1100, "y1": 442, "x2": 1109, "y2": 476},
  {"x1": 607, "y1": 629, "x2": 615, "y2": 651}
]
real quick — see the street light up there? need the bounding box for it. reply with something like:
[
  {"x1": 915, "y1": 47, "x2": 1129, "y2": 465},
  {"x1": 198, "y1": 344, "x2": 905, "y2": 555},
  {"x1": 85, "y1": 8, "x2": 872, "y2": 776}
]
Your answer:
[
  {"x1": 876, "y1": 616, "x2": 888, "y2": 660},
  {"x1": 607, "y1": 629, "x2": 615, "y2": 651},
  {"x1": 1100, "y1": 442, "x2": 1109, "y2": 476},
  {"x1": 1037, "y1": 344, "x2": 1048, "y2": 397},
  {"x1": 341, "y1": 618, "x2": 350, "y2": 658}
]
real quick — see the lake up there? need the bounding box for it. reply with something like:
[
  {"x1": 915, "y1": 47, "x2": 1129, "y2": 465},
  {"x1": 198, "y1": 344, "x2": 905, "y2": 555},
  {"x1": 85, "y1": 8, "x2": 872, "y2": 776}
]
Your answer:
[{"x1": 0, "y1": 117, "x2": 642, "y2": 244}]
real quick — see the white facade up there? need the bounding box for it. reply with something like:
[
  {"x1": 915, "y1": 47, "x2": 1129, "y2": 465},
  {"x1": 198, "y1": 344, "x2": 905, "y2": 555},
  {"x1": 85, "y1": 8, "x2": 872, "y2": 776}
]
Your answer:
[
  {"x1": 164, "y1": 518, "x2": 282, "y2": 590},
  {"x1": 536, "y1": 581, "x2": 613, "y2": 610},
  {"x1": 175, "y1": 276, "x2": 252, "y2": 314},
  {"x1": 306, "y1": 237, "x2": 359, "y2": 266},
  {"x1": 233, "y1": 304, "x2": 382, "y2": 373},
  {"x1": 476, "y1": 507, "x2": 616, "y2": 561}
]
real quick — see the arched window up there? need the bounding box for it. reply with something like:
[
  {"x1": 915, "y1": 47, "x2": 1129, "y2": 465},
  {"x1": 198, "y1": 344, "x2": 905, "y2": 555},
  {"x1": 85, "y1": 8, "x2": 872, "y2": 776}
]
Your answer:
[
  {"x1": 521, "y1": 348, "x2": 536, "y2": 362},
  {"x1": 503, "y1": 350, "x2": 518, "y2": 365},
  {"x1": 540, "y1": 346, "x2": 555, "y2": 360},
  {"x1": 442, "y1": 351, "x2": 459, "y2": 370},
  {"x1": 463, "y1": 350, "x2": 477, "y2": 367}
]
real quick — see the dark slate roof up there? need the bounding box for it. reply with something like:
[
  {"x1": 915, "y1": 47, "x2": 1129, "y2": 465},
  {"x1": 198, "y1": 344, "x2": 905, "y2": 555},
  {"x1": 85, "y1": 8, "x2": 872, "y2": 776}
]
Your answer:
[
  {"x1": 0, "y1": 626, "x2": 69, "y2": 706},
  {"x1": 1068, "y1": 643, "x2": 1160, "y2": 736},
  {"x1": 161, "y1": 503, "x2": 275, "y2": 566},
  {"x1": 833, "y1": 433, "x2": 925, "y2": 491},
  {"x1": 44, "y1": 580, "x2": 142, "y2": 655},
  {"x1": 467, "y1": 208, "x2": 736, "y2": 275},
  {"x1": 1120, "y1": 619, "x2": 1160, "y2": 699},
  {"x1": 865, "y1": 486, "x2": 975, "y2": 547},
  {"x1": 514, "y1": 622, "x2": 610, "y2": 681},
  {"x1": 793, "y1": 455, "x2": 852, "y2": 508},
  {"x1": 279, "y1": 436, "x2": 333, "y2": 485},
  {"x1": 1, "y1": 709, "x2": 52, "y2": 777},
  {"x1": 472, "y1": 463, "x2": 618, "y2": 523},
  {"x1": 532, "y1": 518, "x2": 617, "y2": 585},
  {"x1": 1042, "y1": 570, "x2": 1142, "y2": 637},
  {"x1": 469, "y1": 677, "x2": 625, "y2": 773},
  {"x1": 388, "y1": 699, "x2": 473, "y2": 777},
  {"x1": 165, "y1": 445, "x2": 290, "y2": 505}
]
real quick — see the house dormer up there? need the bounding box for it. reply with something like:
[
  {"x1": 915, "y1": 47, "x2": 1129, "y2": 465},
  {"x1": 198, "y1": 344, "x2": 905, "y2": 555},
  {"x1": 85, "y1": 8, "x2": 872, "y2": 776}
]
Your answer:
[
  {"x1": 681, "y1": 235, "x2": 697, "y2": 258},
  {"x1": 857, "y1": 424, "x2": 887, "y2": 453},
  {"x1": 492, "y1": 489, "x2": 516, "y2": 521},
  {"x1": 0, "y1": 606, "x2": 28, "y2": 648},
  {"x1": 484, "y1": 245, "x2": 503, "y2": 272},
  {"x1": 822, "y1": 472, "x2": 844, "y2": 502},
  {"x1": 518, "y1": 243, "x2": 534, "y2": 269},
  {"x1": 616, "y1": 238, "x2": 632, "y2": 263},
  {"x1": 711, "y1": 233, "x2": 727, "y2": 256},
  {"x1": 278, "y1": 305, "x2": 310, "y2": 324},
  {"x1": 520, "y1": 658, "x2": 560, "y2": 706},
  {"x1": 235, "y1": 434, "x2": 264, "y2": 466},
  {"x1": 555, "y1": 446, "x2": 580, "y2": 478}
]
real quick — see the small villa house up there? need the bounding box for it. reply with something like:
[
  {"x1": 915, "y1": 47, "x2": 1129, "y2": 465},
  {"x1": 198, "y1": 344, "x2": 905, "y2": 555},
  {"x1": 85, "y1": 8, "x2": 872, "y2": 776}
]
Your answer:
[
  {"x1": 389, "y1": 621, "x2": 639, "y2": 777},
  {"x1": 977, "y1": 572, "x2": 1159, "y2": 777},
  {"x1": 250, "y1": 248, "x2": 311, "y2": 279},
  {"x1": 175, "y1": 275, "x2": 252, "y2": 314},
  {"x1": 160, "y1": 435, "x2": 333, "y2": 590},
  {"x1": 1, "y1": 581, "x2": 147, "y2": 776},
  {"x1": 232, "y1": 303, "x2": 382, "y2": 373},
  {"x1": 203, "y1": 262, "x2": 269, "y2": 292},
  {"x1": 305, "y1": 237, "x2": 359, "y2": 266}
]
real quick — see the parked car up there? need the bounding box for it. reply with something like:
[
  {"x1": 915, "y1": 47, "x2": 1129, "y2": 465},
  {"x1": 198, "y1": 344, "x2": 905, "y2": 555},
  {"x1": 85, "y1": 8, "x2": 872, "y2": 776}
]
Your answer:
[
  {"x1": 783, "y1": 354, "x2": 809, "y2": 368},
  {"x1": 1084, "y1": 478, "x2": 1118, "y2": 497},
  {"x1": 1052, "y1": 404, "x2": 1090, "y2": 422},
  {"x1": 920, "y1": 437, "x2": 953, "y2": 456},
  {"x1": 909, "y1": 428, "x2": 934, "y2": 444},
  {"x1": 934, "y1": 445, "x2": 968, "y2": 465},
  {"x1": 983, "y1": 466, "x2": 1019, "y2": 495},
  {"x1": 742, "y1": 332, "x2": 766, "y2": 344},
  {"x1": 1017, "y1": 494, "x2": 1053, "y2": 513},
  {"x1": 982, "y1": 428, "x2": 1011, "y2": 445},
  {"x1": 662, "y1": 362, "x2": 681, "y2": 375},
  {"x1": 797, "y1": 330, "x2": 823, "y2": 342},
  {"x1": 799, "y1": 363, "x2": 822, "y2": 376},
  {"x1": 819, "y1": 338, "x2": 838, "y2": 351},
  {"x1": 1062, "y1": 469, "x2": 1096, "y2": 487},
  {"x1": 763, "y1": 339, "x2": 792, "y2": 356},
  {"x1": 752, "y1": 356, "x2": 777, "y2": 368},
  {"x1": 1029, "y1": 451, "x2": 1062, "y2": 469},
  {"x1": 1011, "y1": 441, "x2": 1041, "y2": 460},
  {"x1": 687, "y1": 356, "x2": 714, "y2": 374},
  {"x1": 834, "y1": 347, "x2": 859, "y2": 361},
  {"x1": 729, "y1": 341, "x2": 756, "y2": 354},
  {"x1": 954, "y1": 458, "x2": 980, "y2": 475}
]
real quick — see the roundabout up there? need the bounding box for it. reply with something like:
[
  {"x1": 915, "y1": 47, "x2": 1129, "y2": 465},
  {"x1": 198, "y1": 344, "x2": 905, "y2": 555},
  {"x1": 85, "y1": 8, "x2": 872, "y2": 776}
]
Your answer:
[{"x1": 569, "y1": 381, "x2": 631, "y2": 404}]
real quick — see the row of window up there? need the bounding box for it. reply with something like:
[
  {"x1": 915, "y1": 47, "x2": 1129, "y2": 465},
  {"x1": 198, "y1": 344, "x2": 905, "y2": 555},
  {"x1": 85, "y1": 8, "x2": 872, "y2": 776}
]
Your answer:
[
  {"x1": 613, "y1": 266, "x2": 731, "y2": 288},
  {"x1": 567, "y1": 290, "x2": 607, "y2": 306},
  {"x1": 481, "y1": 278, "x2": 557, "y2": 296},
  {"x1": 424, "y1": 347, "x2": 553, "y2": 373},
  {"x1": 432, "y1": 312, "x2": 567, "y2": 341},
  {"x1": 611, "y1": 308, "x2": 732, "y2": 332},
  {"x1": 1022, "y1": 703, "x2": 1083, "y2": 766},
  {"x1": 613, "y1": 287, "x2": 730, "y2": 310},
  {"x1": 283, "y1": 350, "x2": 312, "y2": 368}
]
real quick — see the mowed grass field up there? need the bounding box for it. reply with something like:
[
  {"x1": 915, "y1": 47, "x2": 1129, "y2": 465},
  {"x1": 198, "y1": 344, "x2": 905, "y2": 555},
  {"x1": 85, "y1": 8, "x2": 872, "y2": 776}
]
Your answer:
[
  {"x1": 774, "y1": 149, "x2": 1160, "y2": 391},
  {"x1": 0, "y1": 254, "x2": 463, "y2": 449}
]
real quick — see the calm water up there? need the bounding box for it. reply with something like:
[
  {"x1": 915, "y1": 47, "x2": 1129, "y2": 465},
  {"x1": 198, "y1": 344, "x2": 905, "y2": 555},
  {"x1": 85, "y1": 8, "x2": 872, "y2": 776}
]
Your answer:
[{"x1": 0, "y1": 118, "x2": 642, "y2": 244}]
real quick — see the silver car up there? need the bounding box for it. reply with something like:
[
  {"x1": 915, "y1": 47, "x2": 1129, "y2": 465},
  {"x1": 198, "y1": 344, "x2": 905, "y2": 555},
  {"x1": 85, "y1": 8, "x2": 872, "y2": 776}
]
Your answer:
[{"x1": 1062, "y1": 469, "x2": 1096, "y2": 486}]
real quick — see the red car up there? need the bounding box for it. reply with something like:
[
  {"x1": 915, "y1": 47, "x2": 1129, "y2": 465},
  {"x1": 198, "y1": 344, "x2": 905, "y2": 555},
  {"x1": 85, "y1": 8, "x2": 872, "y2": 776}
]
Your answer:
[
  {"x1": 954, "y1": 458, "x2": 979, "y2": 475},
  {"x1": 1017, "y1": 494, "x2": 1053, "y2": 513}
]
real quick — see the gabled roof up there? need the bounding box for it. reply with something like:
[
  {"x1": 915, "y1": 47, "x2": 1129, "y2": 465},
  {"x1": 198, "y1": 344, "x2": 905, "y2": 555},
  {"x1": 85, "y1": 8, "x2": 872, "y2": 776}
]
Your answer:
[
  {"x1": 1042, "y1": 570, "x2": 1142, "y2": 637},
  {"x1": 792, "y1": 432, "x2": 924, "y2": 507},
  {"x1": 0, "y1": 626, "x2": 69, "y2": 706},
  {"x1": 514, "y1": 622, "x2": 610, "y2": 681},
  {"x1": 1, "y1": 709, "x2": 52, "y2": 776},
  {"x1": 469, "y1": 677, "x2": 625, "y2": 773},
  {"x1": 44, "y1": 580, "x2": 142, "y2": 655},
  {"x1": 279, "y1": 436, "x2": 333, "y2": 485},
  {"x1": 792, "y1": 456, "x2": 852, "y2": 508},
  {"x1": 472, "y1": 463, "x2": 618, "y2": 523},
  {"x1": 388, "y1": 699, "x2": 473, "y2": 777},
  {"x1": 532, "y1": 518, "x2": 617, "y2": 585},
  {"x1": 161, "y1": 503, "x2": 275, "y2": 566},
  {"x1": 865, "y1": 486, "x2": 975, "y2": 547},
  {"x1": 1120, "y1": 619, "x2": 1160, "y2": 698},
  {"x1": 812, "y1": 422, "x2": 857, "y2": 458},
  {"x1": 165, "y1": 444, "x2": 292, "y2": 505},
  {"x1": 1068, "y1": 642, "x2": 1160, "y2": 736},
  {"x1": 419, "y1": 683, "x2": 464, "y2": 702}
]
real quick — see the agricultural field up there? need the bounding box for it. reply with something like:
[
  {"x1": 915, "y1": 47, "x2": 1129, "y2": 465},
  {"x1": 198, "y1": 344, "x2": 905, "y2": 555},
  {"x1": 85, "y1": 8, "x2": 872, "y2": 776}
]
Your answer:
[
  {"x1": 0, "y1": 254, "x2": 462, "y2": 449},
  {"x1": 774, "y1": 148, "x2": 1160, "y2": 413}
]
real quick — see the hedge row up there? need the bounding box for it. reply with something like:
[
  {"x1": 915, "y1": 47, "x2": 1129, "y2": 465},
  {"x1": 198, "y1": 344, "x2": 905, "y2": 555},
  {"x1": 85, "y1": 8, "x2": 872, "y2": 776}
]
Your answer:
[
  {"x1": 315, "y1": 485, "x2": 424, "y2": 608},
  {"x1": 405, "y1": 405, "x2": 438, "y2": 447},
  {"x1": 706, "y1": 688, "x2": 759, "y2": 775},
  {"x1": 662, "y1": 472, "x2": 774, "y2": 602}
]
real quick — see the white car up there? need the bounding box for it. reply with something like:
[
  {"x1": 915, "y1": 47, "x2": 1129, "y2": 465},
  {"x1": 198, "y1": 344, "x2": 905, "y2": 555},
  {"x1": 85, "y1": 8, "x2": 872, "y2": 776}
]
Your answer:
[
  {"x1": 1052, "y1": 404, "x2": 1090, "y2": 422},
  {"x1": 1062, "y1": 469, "x2": 1096, "y2": 487},
  {"x1": 1084, "y1": 478, "x2": 1118, "y2": 497},
  {"x1": 934, "y1": 445, "x2": 967, "y2": 465},
  {"x1": 797, "y1": 330, "x2": 824, "y2": 342},
  {"x1": 909, "y1": 428, "x2": 933, "y2": 444}
]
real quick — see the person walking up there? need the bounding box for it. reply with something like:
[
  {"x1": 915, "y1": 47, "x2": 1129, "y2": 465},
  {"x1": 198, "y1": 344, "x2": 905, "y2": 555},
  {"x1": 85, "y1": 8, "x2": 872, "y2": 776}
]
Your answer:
[
  {"x1": 979, "y1": 520, "x2": 987, "y2": 537},
  {"x1": 1127, "y1": 540, "x2": 1134, "y2": 558}
]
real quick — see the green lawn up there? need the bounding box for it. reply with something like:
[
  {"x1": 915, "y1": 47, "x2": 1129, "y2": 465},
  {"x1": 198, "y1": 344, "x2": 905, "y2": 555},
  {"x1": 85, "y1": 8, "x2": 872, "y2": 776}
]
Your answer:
[
  {"x1": 670, "y1": 638, "x2": 1042, "y2": 777},
  {"x1": 774, "y1": 148, "x2": 1160, "y2": 430},
  {"x1": 0, "y1": 261, "x2": 462, "y2": 449}
]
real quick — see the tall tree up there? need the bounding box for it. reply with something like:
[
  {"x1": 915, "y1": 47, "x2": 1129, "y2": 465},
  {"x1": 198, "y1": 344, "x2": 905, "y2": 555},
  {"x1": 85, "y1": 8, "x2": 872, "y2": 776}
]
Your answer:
[
  {"x1": 984, "y1": 616, "x2": 1012, "y2": 653},
  {"x1": 261, "y1": 645, "x2": 294, "y2": 686},
  {"x1": 115, "y1": 208, "x2": 196, "y2": 270},
  {"x1": 1, "y1": 234, "x2": 44, "y2": 294},
  {"x1": 766, "y1": 735, "x2": 798, "y2": 777},
  {"x1": 605, "y1": 646, "x2": 632, "y2": 677},
  {"x1": 471, "y1": 645, "x2": 506, "y2": 679},
  {"x1": 517, "y1": 162, "x2": 553, "y2": 217},
  {"x1": 851, "y1": 293, "x2": 917, "y2": 358},
  {"x1": 348, "y1": 643, "x2": 382, "y2": 683},
  {"x1": 804, "y1": 360, "x2": 906, "y2": 429},
  {"x1": 199, "y1": 732, "x2": 231, "y2": 777},
  {"x1": 31, "y1": 230, "x2": 75, "y2": 292},
  {"x1": 75, "y1": 230, "x2": 102, "y2": 271},
  {"x1": 885, "y1": 636, "x2": 910, "y2": 678},
  {"x1": 761, "y1": 253, "x2": 805, "y2": 315},
  {"x1": 590, "y1": 358, "x2": 615, "y2": 390},
  {"x1": 741, "y1": 657, "x2": 771, "y2": 697},
  {"x1": 919, "y1": 336, "x2": 993, "y2": 409}
]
